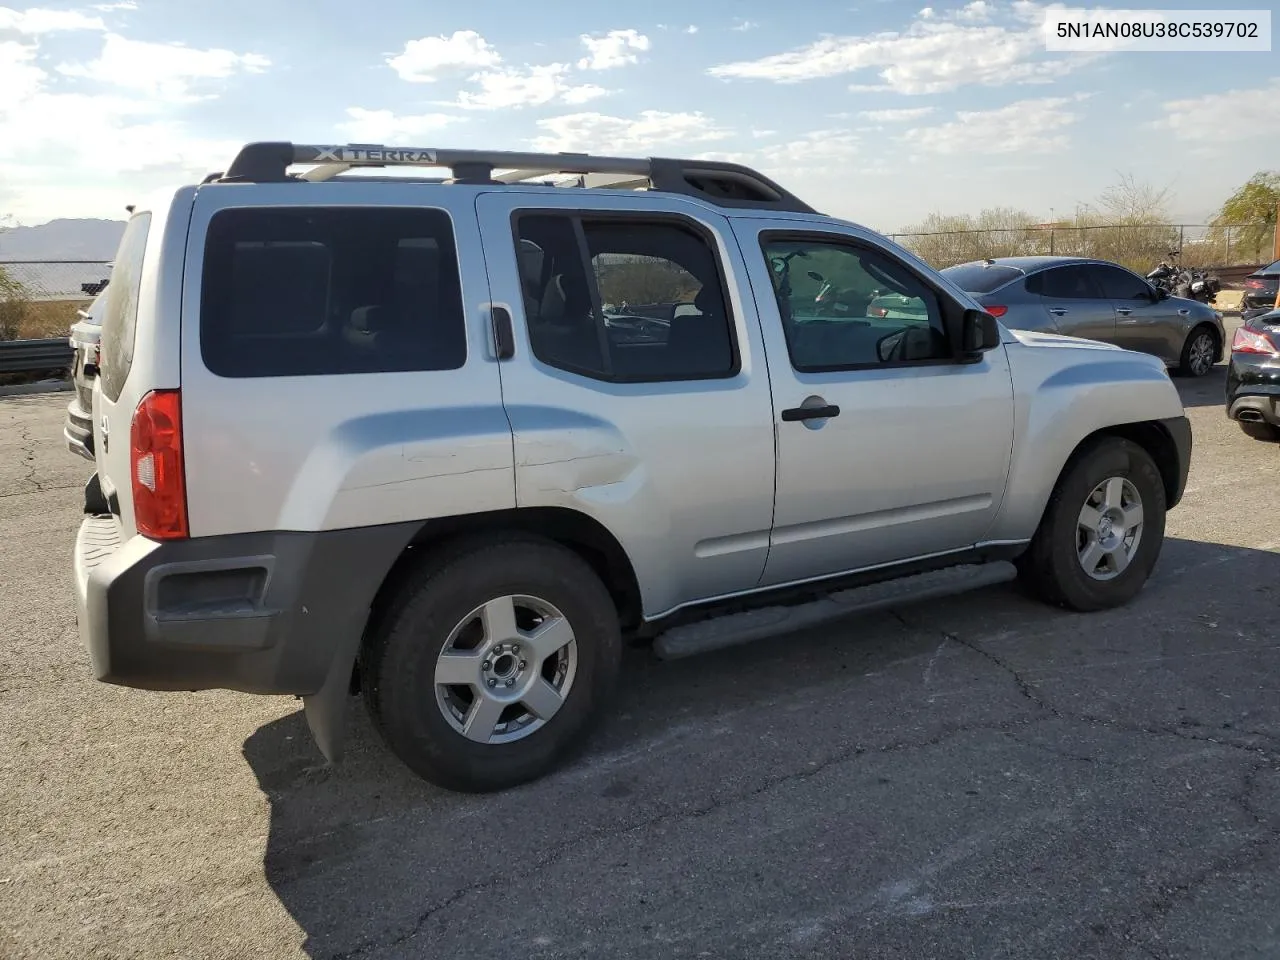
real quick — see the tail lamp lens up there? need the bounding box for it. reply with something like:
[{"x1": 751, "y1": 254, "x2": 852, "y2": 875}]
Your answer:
[{"x1": 129, "y1": 389, "x2": 188, "y2": 540}]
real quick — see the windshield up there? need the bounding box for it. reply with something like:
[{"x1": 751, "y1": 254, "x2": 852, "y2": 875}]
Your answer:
[{"x1": 939, "y1": 262, "x2": 1023, "y2": 295}]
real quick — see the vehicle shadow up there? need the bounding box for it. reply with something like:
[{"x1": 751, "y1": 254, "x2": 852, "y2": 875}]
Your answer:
[
  {"x1": 1173, "y1": 363, "x2": 1227, "y2": 409},
  {"x1": 241, "y1": 535, "x2": 1279, "y2": 960}
]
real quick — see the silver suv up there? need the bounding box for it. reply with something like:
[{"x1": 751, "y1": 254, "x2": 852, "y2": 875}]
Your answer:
[{"x1": 73, "y1": 142, "x2": 1192, "y2": 793}]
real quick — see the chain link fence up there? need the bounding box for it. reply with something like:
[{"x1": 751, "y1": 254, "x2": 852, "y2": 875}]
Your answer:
[
  {"x1": 884, "y1": 222, "x2": 1278, "y2": 274},
  {"x1": 0, "y1": 260, "x2": 112, "y2": 341}
]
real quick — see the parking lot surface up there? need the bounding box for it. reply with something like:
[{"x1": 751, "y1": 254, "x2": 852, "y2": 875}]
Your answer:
[{"x1": 2, "y1": 355, "x2": 1279, "y2": 960}]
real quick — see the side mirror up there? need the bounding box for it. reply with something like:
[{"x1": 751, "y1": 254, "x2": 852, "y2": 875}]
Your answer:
[
  {"x1": 1157, "y1": 287, "x2": 1170, "y2": 301},
  {"x1": 959, "y1": 308, "x2": 1001, "y2": 356}
]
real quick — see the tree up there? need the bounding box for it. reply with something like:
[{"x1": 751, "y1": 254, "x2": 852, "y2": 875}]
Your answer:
[
  {"x1": 1209, "y1": 171, "x2": 1280, "y2": 263},
  {"x1": 0, "y1": 215, "x2": 26, "y2": 341}
]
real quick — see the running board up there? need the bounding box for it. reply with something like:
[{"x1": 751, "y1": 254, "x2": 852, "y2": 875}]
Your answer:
[{"x1": 652, "y1": 561, "x2": 1018, "y2": 660}]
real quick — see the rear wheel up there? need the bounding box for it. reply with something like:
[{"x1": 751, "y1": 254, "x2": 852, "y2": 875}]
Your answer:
[
  {"x1": 1017, "y1": 437, "x2": 1167, "y2": 612},
  {"x1": 1177, "y1": 326, "x2": 1218, "y2": 377},
  {"x1": 362, "y1": 535, "x2": 622, "y2": 792}
]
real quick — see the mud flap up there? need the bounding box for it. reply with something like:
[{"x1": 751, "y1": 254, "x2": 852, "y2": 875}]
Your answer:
[{"x1": 301, "y1": 624, "x2": 363, "y2": 763}]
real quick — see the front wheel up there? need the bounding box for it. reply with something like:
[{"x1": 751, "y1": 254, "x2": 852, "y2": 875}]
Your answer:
[
  {"x1": 362, "y1": 536, "x2": 622, "y2": 792},
  {"x1": 1177, "y1": 326, "x2": 1218, "y2": 377},
  {"x1": 1017, "y1": 437, "x2": 1167, "y2": 612}
]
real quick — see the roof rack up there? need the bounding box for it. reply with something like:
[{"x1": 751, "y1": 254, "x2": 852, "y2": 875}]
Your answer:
[{"x1": 213, "y1": 141, "x2": 818, "y2": 214}]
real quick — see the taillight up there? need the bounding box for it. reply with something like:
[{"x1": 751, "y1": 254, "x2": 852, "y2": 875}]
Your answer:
[
  {"x1": 984, "y1": 305, "x2": 1009, "y2": 318},
  {"x1": 1245, "y1": 278, "x2": 1265, "y2": 290},
  {"x1": 130, "y1": 389, "x2": 188, "y2": 540},
  {"x1": 1231, "y1": 327, "x2": 1280, "y2": 356}
]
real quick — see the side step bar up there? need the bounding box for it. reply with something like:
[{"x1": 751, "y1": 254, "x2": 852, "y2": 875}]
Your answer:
[{"x1": 652, "y1": 561, "x2": 1019, "y2": 660}]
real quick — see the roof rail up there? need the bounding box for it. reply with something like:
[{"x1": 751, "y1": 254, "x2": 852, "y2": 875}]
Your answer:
[{"x1": 214, "y1": 141, "x2": 818, "y2": 214}]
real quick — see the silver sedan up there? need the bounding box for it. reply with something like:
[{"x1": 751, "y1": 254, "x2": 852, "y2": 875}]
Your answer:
[{"x1": 941, "y1": 255, "x2": 1226, "y2": 377}]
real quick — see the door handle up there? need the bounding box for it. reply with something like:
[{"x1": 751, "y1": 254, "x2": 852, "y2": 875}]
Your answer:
[
  {"x1": 781, "y1": 404, "x2": 840, "y2": 422},
  {"x1": 491, "y1": 305, "x2": 515, "y2": 360},
  {"x1": 1116, "y1": 307, "x2": 1132, "y2": 316},
  {"x1": 1049, "y1": 308, "x2": 1067, "y2": 316}
]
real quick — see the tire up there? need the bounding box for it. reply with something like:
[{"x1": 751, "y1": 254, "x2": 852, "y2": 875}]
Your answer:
[
  {"x1": 1238, "y1": 419, "x2": 1280, "y2": 442},
  {"x1": 361, "y1": 534, "x2": 622, "y2": 793},
  {"x1": 1017, "y1": 436, "x2": 1167, "y2": 612},
  {"x1": 1176, "y1": 325, "x2": 1218, "y2": 377}
]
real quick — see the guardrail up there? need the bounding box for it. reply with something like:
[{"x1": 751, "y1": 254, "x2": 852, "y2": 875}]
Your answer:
[{"x1": 0, "y1": 338, "x2": 73, "y2": 375}]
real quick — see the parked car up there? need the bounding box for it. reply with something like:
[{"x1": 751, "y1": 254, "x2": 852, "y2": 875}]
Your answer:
[
  {"x1": 73, "y1": 142, "x2": 1191, "y2": 794},
  {"x1": 64, "y1": 290, "x2": 107, "y2": 460},
  {"x1": 940, "y1": 256, "x2": 1226, "y2": 377},
  {"x1": 1225, "y1": 307, "x2": 1280, "y2": 441},
  {"x1": 1240, "y1": 259, "x2": 1280, "y2": 321}
]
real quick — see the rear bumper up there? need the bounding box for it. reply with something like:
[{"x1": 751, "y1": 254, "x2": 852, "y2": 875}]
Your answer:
[
  {"x1": 1225, "y1": 354, "x2": 1280, "y2": 427},
  {"x1": 74, "y1": 510, "x2": 417, "y2": 695},
  {"x1": 64, "y1": 398, "x2": 93, "y2": 461}
]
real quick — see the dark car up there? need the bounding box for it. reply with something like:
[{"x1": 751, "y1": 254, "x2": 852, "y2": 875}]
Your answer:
[
  {"x1": 1225, "y1": 307, "x2": 1280, "y2": 441},
  {"x1": 1240, "y1": 259, "x2": 1280, "y2": 321},
  {"x1": 64, "y1": 290, "x2": 106, "y2": 460},
  {"x1": 940, "y1": 256, "x2": 1226, "y2": 377}
]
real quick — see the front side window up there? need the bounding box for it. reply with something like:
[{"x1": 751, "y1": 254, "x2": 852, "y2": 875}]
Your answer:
[
  {"x1": 1091, "y1": 264, "x2": 1153, "y2": 301},
  {"x1": 760, "y1": 236, "x2": 950, "y2": 371},
  {"x1": 515, "y1": 214, "x2": 736, "y2": 382},
  {"x1": 200, "y1": 206, "x2": 466, "y2": 378}
]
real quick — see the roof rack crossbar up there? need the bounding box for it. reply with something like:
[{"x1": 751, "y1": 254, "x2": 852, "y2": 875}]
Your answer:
[{"x1": 215, "y1": 141, "x2": 817, "y2": 213}]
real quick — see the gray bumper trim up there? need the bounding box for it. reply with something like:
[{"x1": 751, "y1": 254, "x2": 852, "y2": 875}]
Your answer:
[{"x1": 75, "y1": 517, "x2": 419, "y2": 695}]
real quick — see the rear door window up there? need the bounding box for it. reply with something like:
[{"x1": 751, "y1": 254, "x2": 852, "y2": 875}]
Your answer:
[
  {"x1": 98, "y1": 212, "x2": 151, "y2": 402},
  {"x1": 199, "y1": 206, "x2": 467, "y2": 378},
  {"x1": 1035, "y1": 265, "x2": 1103, "y2": 299}
]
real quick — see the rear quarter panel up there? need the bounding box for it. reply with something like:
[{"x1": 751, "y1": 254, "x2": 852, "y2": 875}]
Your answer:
[
  {"x1": 177, "y1": 183, "x2": 515, "y2": 537},
  {"x1": 985, "y1": 330, "x2": 1187, "y2": 542}
]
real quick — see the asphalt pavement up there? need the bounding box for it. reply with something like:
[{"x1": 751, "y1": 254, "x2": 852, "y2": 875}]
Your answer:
[{"x1": 1, "y1": 353, "x2": 1278, "y2": 960}]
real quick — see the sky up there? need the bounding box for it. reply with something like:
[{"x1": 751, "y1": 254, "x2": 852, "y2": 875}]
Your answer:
[{"x1": 0, "y1": 0, "x2": 1277, "y2": 234}]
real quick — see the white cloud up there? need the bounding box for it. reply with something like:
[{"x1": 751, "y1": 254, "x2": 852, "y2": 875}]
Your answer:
[
  {"x1": 337, "y1": 107, "x2": 462, "y2": 142},
  {"x1": 57, "y1": 33, "x2": 270, "y2": 101},
  {"x1": 453, "y1": 64, "x2": 608, "y2": 110},
  {"x1": 858, "y1": 106, "x2": 935, "y2": 122},
  {"x1": 685, "y1": 25, "x2": 699, "y2": 34},
  {"x1": 577, "y1": 29, "x2": 650, "y2": 70},
  {"x1": 733, "y1": 20, "x2": 759, "y2": 31},
  {"x1": 92, "y1": 1, "x2": 137, "y2": 9},
  {"x1": 954, "y1": 0, "x2": 994, "y2": 21},
  {"x1": 901, "y1": 94, "x2": 1089, "y2": 155},
  {"x1": 531, "y1": 110, "x2": 730, "y2": 154},
  {"x1": 0, "y1": 41, "x2": 44, "y2": 109},
  {"x1": 0, "y1": 6, "x2": 105, "y2": 32},
  {"x1": 707, "y1": 4, "x2": 1086, "y2": 94},
  {"x1": 1155, "y1": 79, "x2": 1280, "y2": 143},
  {"x1": 387, "y1": 29, "x2": 501, "y2": 83}
]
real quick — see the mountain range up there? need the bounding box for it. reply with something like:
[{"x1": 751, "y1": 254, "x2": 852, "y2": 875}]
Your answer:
[{"x1": 0, "y1": 219, "x2": 127, "y2": 262}]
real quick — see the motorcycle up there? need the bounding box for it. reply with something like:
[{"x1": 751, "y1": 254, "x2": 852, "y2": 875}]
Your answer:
[{"x1": 1146, "y1": 251, "x2": 1221, "y2": 306}]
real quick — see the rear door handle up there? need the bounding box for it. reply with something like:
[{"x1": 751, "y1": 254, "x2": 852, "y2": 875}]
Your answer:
[
  {"x1": 1049, "y1": 308, "x2": 1067, "y2": 316},
  {"x1": 1116, "y1": 307, "x2": 1132, "y2": 316},
  {"x1": 781, "y1": 404, "x2": 840, "y2": 422},
  {"x1": 491, "y1": 305, "x2": 515, "y2": 360}
]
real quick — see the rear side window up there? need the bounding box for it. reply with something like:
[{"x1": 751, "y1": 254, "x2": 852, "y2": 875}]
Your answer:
[
  {"x1": 514, "y1": 213, "x2": 737, "y2": 382},
  {"x1": 98, "y1": 213, "x2": 151, "y2": 402},
  {"x1": 939, "y1": 262, "x2": 1022, "y2": 295},
  {"x1": 199, "y1": 206, "x2": 466, "y2": 378},
  {"x1": 1036, "y1": 265, "x2": 1101, "y2": 300}
]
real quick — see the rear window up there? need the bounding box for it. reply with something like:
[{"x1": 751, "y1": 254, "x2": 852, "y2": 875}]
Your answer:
[
  {"x1": 98, "y1": 213, "x2": 151, "y2": 402},
  {"x1": 199, "y1": 206, "x2": 466, "y2": 378},
  {"x1": 939, "y1": 262, "x2": 1023, "y2": 295}
]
